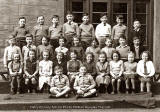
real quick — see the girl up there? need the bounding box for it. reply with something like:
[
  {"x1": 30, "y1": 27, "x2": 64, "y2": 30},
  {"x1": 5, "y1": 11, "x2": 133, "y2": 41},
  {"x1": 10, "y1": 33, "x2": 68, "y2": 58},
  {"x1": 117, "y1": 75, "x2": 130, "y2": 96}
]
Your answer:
[
  {"x1": 39, "y1": 50, "x2": 53, "y2": 92},
  {"x1": 110, "y1": 50, "x2": 124, "y2": 94},
  {"x1": 124, "y1": 51, "x2": 137, "y2": 94},
  {"x1": 137, "y1": 51, "x2": 155, "y2": 93},
  {"x1": 83, "y1": 52, "x2": 96, "y2": 79},
  {"x1": 96, "y1": 52, "x2": 110, "y2": 93},
  {"x1": 67, "y1": 51, "x2": 82, "y2": 89},
  {"x1": 70, "y1": 36, "x2": 84, "y2": 61},
  {"x1": 8, "y1": 53, "x2": 22, "y2": 94},
  {"x1": 85, "y1": 38, "x2": 100, "y2": 62},
  {"x1": 24, "y1": 50, "x2": 39, "y2": 93}
]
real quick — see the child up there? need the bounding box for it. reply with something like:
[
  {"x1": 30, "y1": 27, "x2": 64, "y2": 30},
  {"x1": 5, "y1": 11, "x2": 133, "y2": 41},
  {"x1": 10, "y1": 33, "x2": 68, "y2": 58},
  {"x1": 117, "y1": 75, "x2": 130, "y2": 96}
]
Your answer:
[
  {"x1": 83, "y1": 52, "x2": 96, "y2": 79},
  {"x1": 12, "y1": 17, "x2": 29, "y2": 49},
  {"x1": 24, "y1": 50, "x2": 39, "y2": 93},
  {"x1": 130, "y1": 20, "x2": 145, "y2": 46},
  {"x1": 54, "y1": 52, "x2": 67, "y2": 75},
  {"x1": 63, "y1": 12, "x2": 79, "y2": 45},
  {"x1": 101, "y1": 38, "x2": 115, "y2": 61},
  {"x1": 39, "y1": 50, "x2": 53, "y2": 92},
  {"x1": 95, "y1": 13, "x2": 111, "y2": 48},
  {"x1": 49, "y1": 66, "x2": 70, "y2": 98},
  {"x1": 32, "y1": 16, "x2": 49, "y2": 46},
  {"x1": 22, "y1": 34, "x2": 37, "y2": 61},
  {"x1": 55, "y1": 37, "x2": 68, "y2": 56},
  {"x1": 79, "y1": 13, "x2": 94, "y2": 48},
  {"x1": 123, "y1": 52, "x2": 137, "y2": 94},
  {"x1": 4, "y1": 35, "x2": 22, "y2": 69},
  {"x1": 110, "y1": 50, "x2": 124, "y2": 94},
  {"x1": 112, "y1": 15, "x2": 127, "y2": 47},
  {"x1": 96, "y1": 52, "x2": 110, "y2": 93},
  {"x1": 137, "y1": 51, "x2": 155, "y2": 93},
  {"x1": 116, "y1": 35, "x2": 130, "y2": 61},
  {"x1": 49, "y1": 15, "x2": 63, "y2": 48},
  {"x1": 37, "y1": 36, "x2": 54, "y2": 61},
  {"x1": 8, "y1": 53, "x2": 22, "y2": 94},
  {"x1": 74, "y1": 65, "x2": 96, "y2": 98},
  {"x1": 130, "y1": 36, "x2": 145, "y2": 62},
  {"x1": 67, "y1": 51, "x2": 82, "y2": 89},
  {"x1": 70, "y1": 36, "x2": 84, "y2": 61},
  {"x1": 85, "y1": 38, "x2": 100, "y2": 62}
]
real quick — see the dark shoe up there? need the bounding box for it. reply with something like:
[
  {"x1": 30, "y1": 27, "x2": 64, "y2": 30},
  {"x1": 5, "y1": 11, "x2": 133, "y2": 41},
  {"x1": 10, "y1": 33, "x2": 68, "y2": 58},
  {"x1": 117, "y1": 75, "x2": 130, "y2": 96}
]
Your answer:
[
  {"x1": 111, "y1": 92, "x2": 115, "y2": 95},
  {"x1": 75, "y1": 94, "x2": 83, "y2": 99},
  {"x1": 48, "y1": 94, "x2": 57, "y2": 98}
]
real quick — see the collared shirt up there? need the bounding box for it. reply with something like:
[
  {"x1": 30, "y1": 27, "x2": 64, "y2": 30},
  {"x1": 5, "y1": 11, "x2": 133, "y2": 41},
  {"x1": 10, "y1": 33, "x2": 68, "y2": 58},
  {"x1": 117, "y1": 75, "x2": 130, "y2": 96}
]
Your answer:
[
  {"x1": 101, "y1": 47, "x2": 115, "y2": 61},
  {"x1": 112, "y1": 24, "x2": 127, "y2": 39},
  {"x1": 124, "y1": 62, "x2": 137, "y2": 74},
  {"x1": 22, "y1": 44, "x2": 37, "y2": 61},
  {"x1": 95, "y1": 22, "x2": 111, "y2": 38},
  {"x1": 32, "y1": 25, "x2": 49, "y2": 37},
  {"x1": 39, "y1": 60, "x2": 53, "y2": 76},
  {"x1": 55, "y1": 46, "x2": 68, "y2": 55},
  {"x1": 49, "y1": 24, "x2": 63, "y2": 39},
  {"x1": 116, "y1": 45, "x2": 130, "y2": 59},
  {"x1": 51, "y1": 74, "x2": 69, "y2": 88},
  {"x1": 110, "y1": 60, "x2": 124, "y2": 75},
  {"x1": 96, "y1": 61, "x2": 109, "y2": 75},
  {"x1": 79, "y1": 23, "x2": 94, "y2": 37},
  {"x1": 74, "y1": 73, "x2": 96, "y2": 90},
  {"x1": 13, "y1": 26, "x2": 29, "y2": 38},
  {"x1": 63, "y1": 21, "x2": 79, "y2": 36},
  {"x1": 137, "y1": 60, "x2": 155, "y2": 77}
]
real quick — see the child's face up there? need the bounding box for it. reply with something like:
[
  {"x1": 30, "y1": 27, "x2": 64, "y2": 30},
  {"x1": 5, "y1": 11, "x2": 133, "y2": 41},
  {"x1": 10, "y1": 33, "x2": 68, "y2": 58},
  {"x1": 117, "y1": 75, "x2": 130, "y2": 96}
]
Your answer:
[
  {"x1": 56, "y1": 53, "x2": 63, "y2": 60},
  {"x1": 19, "y1": 19, "x2": 26, "y2": 27},
  {"x1": 52, "y1": 18, "x2": 59, "y2": 24},
  {"x1": 26, "y1": 37, "x2": 32, "y2": 45},
  {"x1": 100, "y1": 16, "x2": 107, "y2": 23},
  {"x1": 82, "y1": 16, "x2": 89, "y2": 24},
  {"x1": 42, "y1": 37, "x2": 48, "y2": 45},
  {"x1": 79, "y1": 67, "x2": 87, "y2": 74},
  {"x1": 70, "y1": 52, "x2": 77, "y2": 60},
  {"x1": 37, "y1": 16, "x2": 44, "y2": 25},
  {"x1": 55, "y1": 69, "x2": 63, "y2": 76},
  {"x1": 99, "y1": 54, "x2": 106, "y2": 62},
  {"x1": 86, "y1": 54, "x2": 93, "y2": 63},
  {"x1": 116, "y1": 18, "x2": 123, "y2": 25},
  {"x1": 113, "y1": 53, "x2": 119, "y2": 61},
  {"x1": 43, "y1": 52, "x2": 49, "y2": 60},
  {"x1": 91, "y1": 40, "x2": 97, "y2": 47},
  {"x1": 133, "y1": 21, "x2": 141, "y2": 29},
  {"x1": 29, "y1": 51, "x2": 35, "y2": 59},
  {"x1": 119, "y1": 38, "x2": 126, "y2": 46},
  {"x1": 59, "y1": 39, "x2": 65, "y2": 47},
  {"x1": 73, "y1": 38, "x2": 79, "y2": 46},
  {"x1": 13, "y1": 54, "x2": 20, "y2": 62},
  {"x1": 66, "y1": 14, "x2": 74, "y2": 22},
  {"x1": 142, "y1": 53, "x2": 148, "y2": 62},
  {"x1": 105, "y1": 39, "x2": 112, "y2": 47},
  {"x1": 128, "y1": 54, "x2": 134, "y2": 63},
  {"x1": 9, "y1": 39, "x2": 16, "y2": 45},
  {"x1": 133, "y1": 39, "x2": 140, "y2": 46}
]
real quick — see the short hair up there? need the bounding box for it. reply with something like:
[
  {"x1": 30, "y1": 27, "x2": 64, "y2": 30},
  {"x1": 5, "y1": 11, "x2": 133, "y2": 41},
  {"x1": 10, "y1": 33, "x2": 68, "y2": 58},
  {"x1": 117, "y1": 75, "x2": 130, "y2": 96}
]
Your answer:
[
  {"x1": 85, "y1": 52, "x2": 94, "y2": 62},
  {"x1": 91, "y1": 38, "x2": 99, "y2": 45},
  {"x1": 28, "y1": 49, "x2": 37, "y2": 59},
  {"x1": 133, "y1": 36, "x2": 140, "y2": 41},
  {"x1": 58, "y1": 36, "x2": 67, "y2": 43},
  {"x1": 8, "y1": 34, "x2": 15, "y2": 40},
  {"x1": 128, "y1": 51, "x2": 135, "y2": 57},
  {"x1": 79, "y1": 65, "x2": 87, "y2": 70},
  {"x1": 116, "y1": 15, "x2": 123, "y2": 19},
  {"x1": 98, "y1": 51, "x2": 107, "y2": 62},
  {"x1": 82, "y1": 13, "x2": 89, "y2": 17},
  {"x1": 52, "y1": 15, "x2": 59, "y2": 20},
  {"x1": 134, "y1": 19, "x2": 140, "y2": 23},
  {"x1": 26, "y1": 34, "x2": 33, "y2": 39},
  {"x1": 19, "y1": 17, "x2": 26, "y2": 21},
  {"x1": 105, "y1": 38, "x2": 112, "y2": 42},
  {"x1": 100, "y1": 13, "x2": 107, "y2": 18},
  {"x1": 119, "y1": 35, "x2": 127, "y2": 40},
  {"x1": 37, "y1": 15, "x2": 45, "y2": 19},
  {"x1": 56, "y1": 51, "x2": 64, "y2": 59},
  {"x1": 13, "y1": 53, "x2": 20, "y2": 57},
  {"x1": 70, "y1": 50, "x2": 78, "y2": 56},
  {"x1": 140, "y1": 51, "x2": 152, "y2": 61},
  {"x1": 66, "y1": 11, "x2": 74, "y2": 16},
  {"x1": 42, "y1": 36, "x2": 50, "y2": 42},
  {"x1": 54, "y1": 65, "x2": 63, "y2": 72},
  {"x1": 111, "y1": 50, "x2": 121, "y2": 60}
]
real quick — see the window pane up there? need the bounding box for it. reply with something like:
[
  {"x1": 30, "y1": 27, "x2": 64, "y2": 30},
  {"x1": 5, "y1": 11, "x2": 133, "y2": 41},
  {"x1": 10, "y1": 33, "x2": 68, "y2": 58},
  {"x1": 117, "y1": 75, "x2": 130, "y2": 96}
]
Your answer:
[
  {"x1": 136, "y1": 3, "x2": 146, "y2": 13},
  {"x1": 73, "y1": 13, "x2": 83, "y2": 23},
  {"x1": 93, "y1": 2, "x2": 107, "y2": 12},
  {"x1": 113, "y1": 3, "x2": 127, "y2": 13},
  {"x1": 135, "y1": 14, "x2": 146, "y2": 24},
  {"x1": 72, "y1": 2, "x2": 83, "y2": 12}
]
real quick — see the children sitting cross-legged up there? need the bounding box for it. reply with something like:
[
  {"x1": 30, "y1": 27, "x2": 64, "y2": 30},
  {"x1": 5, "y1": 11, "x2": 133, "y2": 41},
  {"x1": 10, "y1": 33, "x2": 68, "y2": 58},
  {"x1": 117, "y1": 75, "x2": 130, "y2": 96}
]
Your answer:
[
  {"x1": 74, "y1": 65, "x2": 97, "y2": 99},
  {"x1": 49, "y1": 66, "x2": 70, "y2": 98},
  {"x1": 24, "y1": 50, "x2": 39, "y2": 93}
]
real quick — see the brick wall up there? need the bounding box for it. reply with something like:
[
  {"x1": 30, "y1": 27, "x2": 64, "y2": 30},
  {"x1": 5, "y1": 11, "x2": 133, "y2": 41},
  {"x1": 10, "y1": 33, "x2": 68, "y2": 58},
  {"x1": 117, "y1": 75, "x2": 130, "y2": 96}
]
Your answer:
[{"x1": 0, "y1": 0, "x2": 65, "y2": 58}]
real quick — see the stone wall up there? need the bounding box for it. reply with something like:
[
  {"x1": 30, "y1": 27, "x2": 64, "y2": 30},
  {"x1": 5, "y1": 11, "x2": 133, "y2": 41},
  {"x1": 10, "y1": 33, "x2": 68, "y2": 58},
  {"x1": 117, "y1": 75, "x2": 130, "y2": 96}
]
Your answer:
[{"x1": 0, "y1": 0, "x2": 65, "y2": 58}]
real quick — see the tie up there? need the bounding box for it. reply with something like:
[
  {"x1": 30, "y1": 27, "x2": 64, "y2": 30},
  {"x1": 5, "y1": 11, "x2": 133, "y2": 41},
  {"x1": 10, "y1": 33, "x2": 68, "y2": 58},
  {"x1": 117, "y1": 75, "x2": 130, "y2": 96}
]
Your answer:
[
  {"x1": 54, "y1": 24, "x2": 57, "y2": 28},
  {"x1": 59, "y1": 76, "x2": 61, "y2": 82},
  {"x1": 69, "y1": 21, "x2": 71, "y2": 25},
  {"x1": 104, "y1": 23, "x2": 106, "y2": 26},
  {"x1": 144, "y1": 62, "x2": 147, "y2": 75}
]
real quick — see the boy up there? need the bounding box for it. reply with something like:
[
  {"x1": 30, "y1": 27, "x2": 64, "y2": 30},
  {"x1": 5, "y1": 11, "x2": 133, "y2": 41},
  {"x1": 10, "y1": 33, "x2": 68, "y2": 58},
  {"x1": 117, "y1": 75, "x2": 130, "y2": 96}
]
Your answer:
[
  {"x1": 49, "y1": 66, "x2": 70, "y2": 98},
  {"x1": 130, "y1": 20, "x2": 145, "y2": 46},
  {"x1": 49, "y1": 15, "x2": 63, "y2": 48},
  {"x1": 12, "y1": 17, "x2": 29, "y2": 49},
  {"x1": 112, "y1": 15, "x2": 127, "y2": 48},
  {"x1": 79, "y1": 13, "x2": 94, "y2": 48},
  {"x1": 63, "y1": 12, "x2": 79, "y2": 45},
  {"x1": 3, "y1": 35, "x2": 23, "y2": 69},
  {"x1": 95, "y1": 13, "x2": 111, "y2": 48},
  {"x1": 130, "y1": 36, "x2": 145, "y2": 62},
  {"x1": 116, "y1": 35, "x2": 130, "y2": 61},
  {"x1": 22, "y1": 34, "x2": 37, "y2": 61},
  {"x1": 32, "y1": 16, "x2": 49, "y2": 46},
  {"x1": 74, "y1": 65, "x2": 96, "y2": 98}
]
